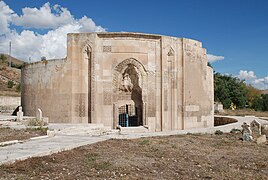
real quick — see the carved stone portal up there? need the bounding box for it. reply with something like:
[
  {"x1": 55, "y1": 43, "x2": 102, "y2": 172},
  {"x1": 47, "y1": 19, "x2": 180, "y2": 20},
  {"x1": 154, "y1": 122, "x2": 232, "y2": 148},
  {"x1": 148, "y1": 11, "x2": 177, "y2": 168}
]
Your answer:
[
  {"x1": 114, "y1": 60, "x2": 145, "y2": 126},
  {"x1": 119, "y1": 73, "x2": 133, "y2": 92}
]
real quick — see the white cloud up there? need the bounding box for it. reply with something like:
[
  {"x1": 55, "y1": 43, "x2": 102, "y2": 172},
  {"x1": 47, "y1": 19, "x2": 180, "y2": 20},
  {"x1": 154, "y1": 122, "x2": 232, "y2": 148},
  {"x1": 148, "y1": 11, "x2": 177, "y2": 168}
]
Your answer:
[
  {"x1": 0, "y1": 1, "x2": 15, "y2": 35},
  {"x1": 12, "y1": 2, "x2": 74, "y2": 29},
  {"x1": 238, "y1": 70, "x2": 268, "y2": 90},
  {"x1": 207, "y1": 54, "x2": 224, "y2": 63},
  {"x1": 238, "y1": 70, "x2": 256, "y2": 80},
  {"x1": 0, "y1": 1, "x2": 106, "y2": 61}
]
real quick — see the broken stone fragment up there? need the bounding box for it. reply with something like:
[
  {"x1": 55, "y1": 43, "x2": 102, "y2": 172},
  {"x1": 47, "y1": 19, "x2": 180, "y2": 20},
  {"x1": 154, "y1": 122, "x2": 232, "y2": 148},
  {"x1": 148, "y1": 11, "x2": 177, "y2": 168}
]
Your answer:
[
  {"x1": 256, "y1": 135, "x2": 266, "y2": 145},
  {"x1": 241, "y1": 122, "x2": 253, "y2": 141}
]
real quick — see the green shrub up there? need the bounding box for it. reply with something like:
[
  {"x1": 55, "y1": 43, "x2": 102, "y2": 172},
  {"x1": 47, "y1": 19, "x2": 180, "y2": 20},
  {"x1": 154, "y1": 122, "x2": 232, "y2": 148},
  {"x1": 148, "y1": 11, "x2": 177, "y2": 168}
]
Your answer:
[
  {"x1": 215, "y1": 130, "x2": 223, "y2": 135},
  {"x1": 7, "y1": 80, "x2": 14, "y2": 88},
  {"x1": 230, "y1": 128, "x2": 241, "y2": 134},
  {"x1": 16, "y1": 83, "x2": 21, "y2": 92}
]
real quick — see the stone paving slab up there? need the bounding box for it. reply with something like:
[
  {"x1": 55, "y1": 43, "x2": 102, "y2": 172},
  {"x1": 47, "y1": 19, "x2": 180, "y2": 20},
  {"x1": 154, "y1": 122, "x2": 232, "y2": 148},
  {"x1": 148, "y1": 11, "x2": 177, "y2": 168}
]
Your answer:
[
  {"x1": 111, "y1": 116, "x2": 268, "y2": 139},
  {"x1": 0, "y1": 115, "x2": 16, "y2": 121},
  {"x1": 0, "y1": 135, "x2": 109, "y2": 165}
]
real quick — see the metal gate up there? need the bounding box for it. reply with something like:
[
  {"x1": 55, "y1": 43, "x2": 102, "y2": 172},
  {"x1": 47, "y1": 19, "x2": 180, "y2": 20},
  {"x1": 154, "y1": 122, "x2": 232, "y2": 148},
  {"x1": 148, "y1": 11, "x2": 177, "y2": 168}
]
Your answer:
[{"x1": 118, "y1": 104, "x2": 138, "y2": 127}]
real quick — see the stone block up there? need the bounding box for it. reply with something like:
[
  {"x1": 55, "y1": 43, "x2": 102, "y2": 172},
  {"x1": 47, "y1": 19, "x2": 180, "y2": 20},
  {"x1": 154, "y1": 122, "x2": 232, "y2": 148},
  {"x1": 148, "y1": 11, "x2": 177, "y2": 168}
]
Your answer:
[
  {"x1": 36, "y1": 108, "x2": 42, "y2": 121},
  {"x1": 16, "y1": 106, "x2": 23, "y2": 121},
  {"x1": 256, "y1": 135, "x2": 266, "y2": 144},
  {"x1": 185, "y1": 105, "x2": 199, "y2": 112},
  {"x1": 47, "y1": 130, "x2": 56, "y2": 137}
]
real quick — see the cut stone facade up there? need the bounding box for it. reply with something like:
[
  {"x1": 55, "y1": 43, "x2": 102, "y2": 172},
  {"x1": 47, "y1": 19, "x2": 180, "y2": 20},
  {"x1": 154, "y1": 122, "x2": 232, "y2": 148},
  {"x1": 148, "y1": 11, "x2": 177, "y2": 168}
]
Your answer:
[{"x1": 21, "y1": 32, "x2": 214, "y2": 131}]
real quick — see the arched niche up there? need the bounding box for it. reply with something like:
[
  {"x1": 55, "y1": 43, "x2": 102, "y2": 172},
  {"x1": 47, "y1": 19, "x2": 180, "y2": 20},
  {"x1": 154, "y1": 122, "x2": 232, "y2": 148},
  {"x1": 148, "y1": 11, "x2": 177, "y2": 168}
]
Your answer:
[
  {"x1": 82, "y1": 44, "x2": 93, "y2": 122},
  {"x1": 113, "y1": 58, "x2": 148, "y2": 126}
]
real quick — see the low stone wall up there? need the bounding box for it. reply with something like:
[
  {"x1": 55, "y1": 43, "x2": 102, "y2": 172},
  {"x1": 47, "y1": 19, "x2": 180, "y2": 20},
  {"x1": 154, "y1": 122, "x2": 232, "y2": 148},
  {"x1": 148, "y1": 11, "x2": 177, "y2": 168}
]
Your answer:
[
  {"x1": 0, "y1": 96, "x2": 20, "y2": 114},
  {"x1": 0, "y1": 96, "x2": 20, "y2": 106},
  {"x1": 214, "y1": 116, "x2": 238, "y2": 126}
]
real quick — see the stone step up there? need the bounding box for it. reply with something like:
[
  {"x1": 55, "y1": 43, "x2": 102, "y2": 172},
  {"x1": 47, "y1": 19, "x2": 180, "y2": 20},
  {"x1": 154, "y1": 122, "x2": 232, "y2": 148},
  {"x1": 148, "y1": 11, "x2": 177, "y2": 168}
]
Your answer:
[
  {"x1": 119, "y1": 126, "x2": 150, "y2": 134},
  {"x1": 48, "y1": 123, "x2": 119, "y2": 136}
]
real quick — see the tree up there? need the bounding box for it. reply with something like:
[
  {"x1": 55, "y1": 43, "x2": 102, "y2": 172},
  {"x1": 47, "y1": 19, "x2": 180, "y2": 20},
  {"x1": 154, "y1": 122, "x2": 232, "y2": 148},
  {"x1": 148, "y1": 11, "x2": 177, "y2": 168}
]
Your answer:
[
  {"x1": 214, "y1": 73, "x2": 248, "y2": 109},
  {"x1": 252, "y1": 94, "x2": 268, "y2": 111},
  {"x1": 0, "y1": 54, "x2": 7, "y2": 64},
  {"x1": 246, "y1": 85, "x2": 261, "y2": 107}
]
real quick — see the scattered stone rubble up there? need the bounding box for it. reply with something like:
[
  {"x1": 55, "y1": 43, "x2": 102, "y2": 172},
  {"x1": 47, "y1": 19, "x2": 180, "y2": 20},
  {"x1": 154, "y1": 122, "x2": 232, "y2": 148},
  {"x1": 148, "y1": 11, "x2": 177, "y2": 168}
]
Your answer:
[{"x1": 241, "y1": 120, "x2": 267, "y2": 144}]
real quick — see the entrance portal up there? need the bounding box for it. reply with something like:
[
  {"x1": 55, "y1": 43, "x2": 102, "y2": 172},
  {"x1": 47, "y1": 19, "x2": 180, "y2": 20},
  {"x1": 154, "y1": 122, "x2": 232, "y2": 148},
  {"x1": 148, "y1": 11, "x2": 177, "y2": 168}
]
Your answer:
[{"x1": 115, "y1": 62, "x2": 144, "y2": 127}]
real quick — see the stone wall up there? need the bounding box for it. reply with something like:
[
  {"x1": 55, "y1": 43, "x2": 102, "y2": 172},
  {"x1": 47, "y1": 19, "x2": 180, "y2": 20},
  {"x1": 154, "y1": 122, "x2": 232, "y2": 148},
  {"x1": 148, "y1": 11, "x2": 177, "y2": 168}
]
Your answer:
[
  {"x1": 21, "y1": 58, "x2": 73, "y2": 123},
  {"x1": 182, "y1": 38, "x2": 214, "y2": 129},
  {"x1": 0, "y1": 96, "x2": 20, "y2": 106},
  {"x1": 21, "y1": 32, "x2": 214, "y2": 130},
  {"x1": 0, "y1": 96, "x2": 20, "y2": 114}
]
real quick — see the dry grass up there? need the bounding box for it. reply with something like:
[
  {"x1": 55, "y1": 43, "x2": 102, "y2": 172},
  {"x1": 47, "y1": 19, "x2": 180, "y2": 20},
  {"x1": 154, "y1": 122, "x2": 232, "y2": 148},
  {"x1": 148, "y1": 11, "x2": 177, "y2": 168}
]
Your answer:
[
  {"x1": 0, "y1": 133, "x2": 267, "y2": 179},
  {"x1": 0, "y1": 127, "x2": 47, "y2": 143},
  {"x1": 216, "y1": 109, "x2": 268, "y2": 118}
]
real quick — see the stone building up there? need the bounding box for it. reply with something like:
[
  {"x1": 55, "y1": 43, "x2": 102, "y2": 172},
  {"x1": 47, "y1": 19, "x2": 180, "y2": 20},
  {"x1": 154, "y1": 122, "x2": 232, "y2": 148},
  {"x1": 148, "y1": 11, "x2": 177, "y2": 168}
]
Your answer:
[{"x1": 21, "y1": 32, "x2": 214, "y2": 132}]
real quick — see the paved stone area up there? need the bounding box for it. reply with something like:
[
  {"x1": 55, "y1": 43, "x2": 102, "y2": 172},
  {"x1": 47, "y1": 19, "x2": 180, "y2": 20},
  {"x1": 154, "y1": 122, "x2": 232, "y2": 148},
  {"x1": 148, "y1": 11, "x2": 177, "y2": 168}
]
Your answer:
[
  {"x1": 0, "y1": 115, "x2": 267, "y2": 165},
  {"x1": 0, "y1": 135, "x2": 109, "y2": 165},
  {"x1": 111, "y1": 116, "x2": 268, "y2": 139},
  {"x1": 0, "y1": 115, "x2": 16, "y2": 121}
]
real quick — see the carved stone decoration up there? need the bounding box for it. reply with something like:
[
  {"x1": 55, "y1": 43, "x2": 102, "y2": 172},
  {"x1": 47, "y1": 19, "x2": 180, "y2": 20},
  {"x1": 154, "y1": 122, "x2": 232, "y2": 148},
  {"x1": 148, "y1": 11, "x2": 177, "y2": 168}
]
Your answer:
[
  {"x1": 80, "y1": 38, "x2": 94, "y2": 52},
  {"x1": 114, "y1": 58, "x2": 147, "y2": 91},
  {"x1": 168, "y1": 48, "x2": 174, "y2": 56},
  {"x1": 103, "y1": 89, "x2": 112, "y2": 105},
  {"x1": 82, "y1": 43, "x2": 94, "y2": 122},
  {"x1": 103, "y1": 46, "x2": 111, "y2": 52},
  {"x1": 54, "y1": 58, "x2": 68, "y2": 73},
  {"x1": 84, "y1": 46, "x2": 92, "y2": 61},
  {"x1": 113, "y1": 58, "x2": 148, "y2": 126},
  {"x1": 75, "y1": 94, "x2": 85, "y2": 117},
  {"x1": 115, "y1": 58, "x2": 147, "y2": 76},
  {"x1": 119, "y1": 73, "x2": 133, "y2": 92}
]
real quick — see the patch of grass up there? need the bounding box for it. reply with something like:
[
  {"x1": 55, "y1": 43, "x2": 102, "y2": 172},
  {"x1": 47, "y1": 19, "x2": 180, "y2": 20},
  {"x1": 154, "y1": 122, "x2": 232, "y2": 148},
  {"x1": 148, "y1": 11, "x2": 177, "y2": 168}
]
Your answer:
[
  {"x1": 27, "y1": 119, "x2": 48, "y2": 127},
  {"x1": 26, "y1": 127, "x2": 48, "y2": 134},
  {"x1": 95, "y1": 161, "x2": 112, "y2": 170},
  {"x1": 85, "y1": 153, "x2": 99, "y2": 165},
  {"x1": 149, "y1": 146, "x2": 159, "y2": 152},
  {"x1": 230, "y1": 128, "x2": 241, "y2": 134},
  {"x1": 84, "y1": 153, "x2": 112, "y2": 170},
  {"x1": 0, "y1": 127, "x2": 10, "y2": 130},
  {"x1": 222, "y1": 139, "x2": 236, "y2": 145},
  {"x1": 139, "y1": 139, "x2": 150, "y2": 145},
  {"x1": 215, "y1": 130, "x2": 223, "y2": 135},
  {"x1": 16, "y1": 83, "x2": 21, "y2": 92},
  {"x1": 189, "y1": 133, "x2": 203, "y2": 136}
]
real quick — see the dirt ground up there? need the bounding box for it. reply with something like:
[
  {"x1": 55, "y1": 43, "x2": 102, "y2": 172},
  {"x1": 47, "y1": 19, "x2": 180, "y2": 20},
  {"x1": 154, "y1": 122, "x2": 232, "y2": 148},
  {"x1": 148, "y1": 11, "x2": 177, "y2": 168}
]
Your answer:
[
  {"x1": 216, "y1": 109, "x2": 268, "y2": 118},
  {"x1": 0, "y1": 127, "x2": 47, "y2": 143},
  {"x1": 0, "y1": 133, "x2": 267, "y2": 180}
]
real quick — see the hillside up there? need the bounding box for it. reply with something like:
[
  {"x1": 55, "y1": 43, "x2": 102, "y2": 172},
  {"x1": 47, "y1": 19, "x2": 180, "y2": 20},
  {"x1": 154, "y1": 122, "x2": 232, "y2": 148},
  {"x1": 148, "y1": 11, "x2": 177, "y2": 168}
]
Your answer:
[
  {"x1": 0, "y1": 65, "x2": 21, "y2": 96},
  {"x1": 0, "y1": 54, "x2": 24, "y2": 66},
  {"x1": 261, "y1": 89, "x2": 268, "y2": 94}
]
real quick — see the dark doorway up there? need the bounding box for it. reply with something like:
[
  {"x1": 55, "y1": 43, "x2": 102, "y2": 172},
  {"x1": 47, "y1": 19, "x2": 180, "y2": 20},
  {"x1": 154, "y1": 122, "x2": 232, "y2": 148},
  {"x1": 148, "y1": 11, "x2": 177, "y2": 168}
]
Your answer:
[{"x1": 118, "y1": 104, "x2": 139, "y2": 127}]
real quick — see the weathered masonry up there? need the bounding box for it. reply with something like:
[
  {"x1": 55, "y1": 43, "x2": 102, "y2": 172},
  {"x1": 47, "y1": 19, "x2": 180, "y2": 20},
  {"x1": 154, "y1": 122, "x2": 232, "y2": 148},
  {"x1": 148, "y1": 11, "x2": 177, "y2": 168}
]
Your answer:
[{"x1": 21, "y1": 32, "x2": 214, "y2": 132}]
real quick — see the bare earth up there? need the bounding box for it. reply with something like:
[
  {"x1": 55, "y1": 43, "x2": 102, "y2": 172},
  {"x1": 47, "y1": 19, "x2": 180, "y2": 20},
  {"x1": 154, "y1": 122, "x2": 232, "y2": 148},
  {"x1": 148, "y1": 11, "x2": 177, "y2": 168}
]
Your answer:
[
  {"x1": 0, "y1": 133, "x2": 267, "y2": 179},
  {"x1": 0, "y1": 127, "x2": 47, "y2": 143}
]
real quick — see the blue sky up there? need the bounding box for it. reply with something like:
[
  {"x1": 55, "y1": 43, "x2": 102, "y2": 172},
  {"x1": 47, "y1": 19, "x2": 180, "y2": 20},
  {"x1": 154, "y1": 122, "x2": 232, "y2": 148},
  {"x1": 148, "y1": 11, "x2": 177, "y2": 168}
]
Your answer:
[{"x1": 1, "y1": 0, "x2": 268, "y2": 89}]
